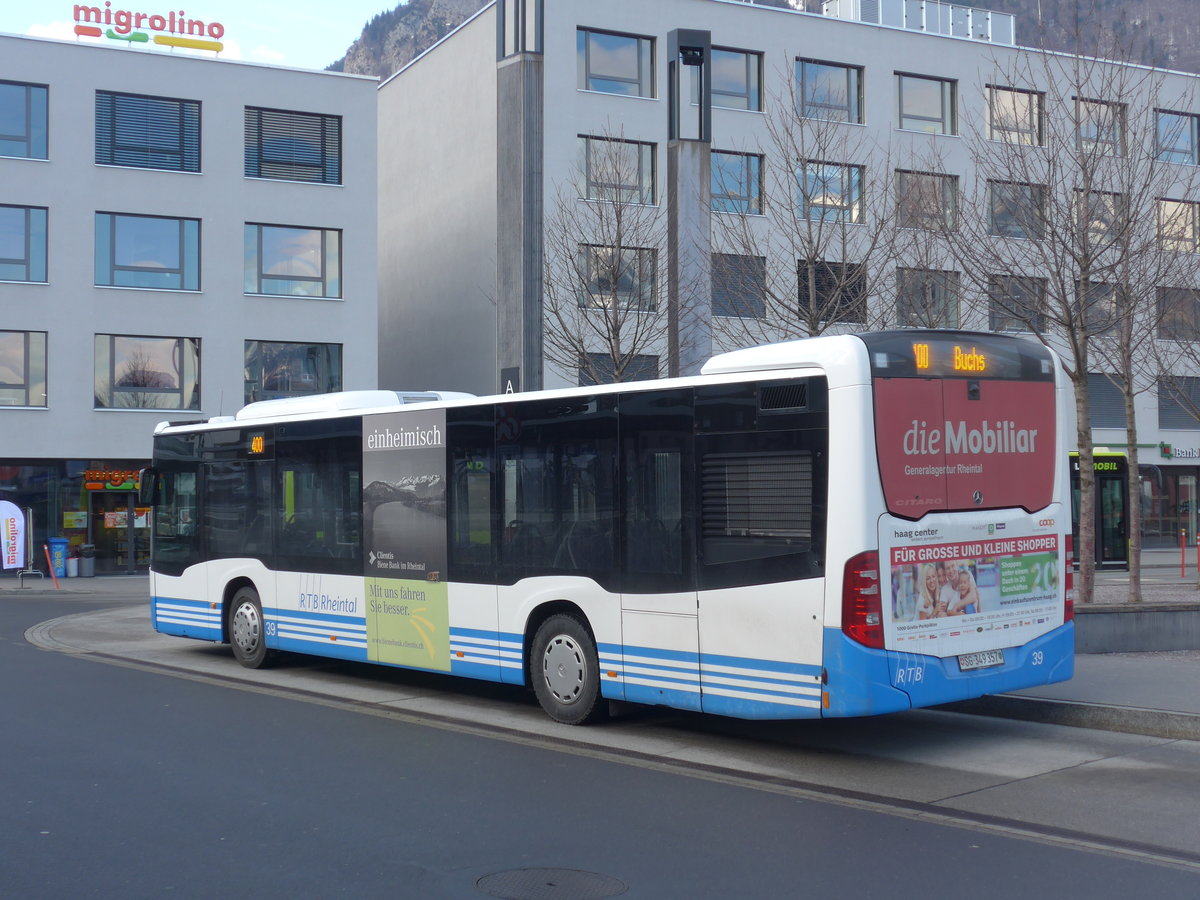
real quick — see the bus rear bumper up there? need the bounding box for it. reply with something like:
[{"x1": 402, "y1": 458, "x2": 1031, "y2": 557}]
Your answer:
[{"x1": 821, "y1": 624, "x2": 1075, "y2": 717}]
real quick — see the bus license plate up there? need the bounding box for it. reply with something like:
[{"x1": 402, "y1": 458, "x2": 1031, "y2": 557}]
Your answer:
[{"x1": 958, "y1": 649, "x2": 1004, "y2": 671}]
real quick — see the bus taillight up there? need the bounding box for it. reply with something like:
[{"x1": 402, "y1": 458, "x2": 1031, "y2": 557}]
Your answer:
[
  {"x1": 1064, "y1": 534, "x2": 1075, "y2": 622},
  {"x1": 843, "y1": 551, "x2": 883, "y2": 649}
]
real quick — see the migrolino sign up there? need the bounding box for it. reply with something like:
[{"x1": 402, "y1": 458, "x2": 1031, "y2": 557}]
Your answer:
[{"x1": 73, "y1": 3, "x2": 226, "y2": 53}]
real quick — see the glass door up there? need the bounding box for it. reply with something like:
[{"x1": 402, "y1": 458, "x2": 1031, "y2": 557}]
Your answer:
[
  {"x1": 1098, "y1": 474, "x2": 1127, "y2": 567},
  {"x1": 88, "y1": 493, "x2": 149, "y2": 574}
]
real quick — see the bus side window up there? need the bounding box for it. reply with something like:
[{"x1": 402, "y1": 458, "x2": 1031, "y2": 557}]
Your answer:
[
  {"x1": 497, "y1": 396, "x2": 618, "y2": 580},
  {"x1": 276, "y1": 418, "x2": 363, "y2": 575},
  {"x1": 447, "y1": 406, "x2": 496, "y2": 580},
  {"x1": 620, "y1": 386, "x2": 694, "y2": 592},
  {"x1": 697, "y1": 429, "x2": 826, "y2": 590}
]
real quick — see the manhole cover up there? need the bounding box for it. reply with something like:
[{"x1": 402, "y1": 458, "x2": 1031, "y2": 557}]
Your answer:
[{"x1": 475, "y1": 867, "x2": 627, "y2": 900}]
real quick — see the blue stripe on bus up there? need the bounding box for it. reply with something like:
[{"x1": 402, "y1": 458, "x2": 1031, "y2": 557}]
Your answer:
[
  {"x1": 450, "y1": 659, "x2": 505, "y2": 681},
  {"x1": 600, "y1": 642, "x2": 823, "y2": 716},
  {"x1": 452, "y1": 626, "x2": 508, "y2": 640},
  {"x1": 601, "y1": 642, "x2": 697, "y2": 664},
  {"x1": 274, "y1": 634, "x2": 367, "y2": 661},
  {"x1": 701, "y1": 693, "x2": 822, "y2": 719},
  {"x1": 152, "y1": 596, "x2": 222, "y2": 640},
  {"x1": 699, "y1": 652, "x2": 822, "y2": 678}
]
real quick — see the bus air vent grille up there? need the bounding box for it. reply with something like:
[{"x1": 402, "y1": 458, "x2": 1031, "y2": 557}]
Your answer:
[{"x1": 759, "y1": 383, "x2": 808, "y2": 411}]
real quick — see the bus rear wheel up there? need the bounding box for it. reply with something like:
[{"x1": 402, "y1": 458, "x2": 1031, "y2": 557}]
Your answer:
[
  {"x1": 531, "y1": 613, "x2": 605, "y2": 725},
  {"x1": 229, "y1": 586, "x2": 275, "y2": 669}
]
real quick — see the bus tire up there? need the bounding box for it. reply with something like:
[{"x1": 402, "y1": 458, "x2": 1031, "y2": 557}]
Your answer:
[
  {"x1": 229, "y1": 586, "x2": 275, "y2": 669},
  {"x1": 530, "y1": 613, "x2": 605, "y2": 725}
]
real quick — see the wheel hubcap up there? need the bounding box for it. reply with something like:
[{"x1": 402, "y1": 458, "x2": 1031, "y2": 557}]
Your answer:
[
  {"x1": 232, "y1": 602, "x2": 260, "y2": 654},
  {"x1": 541, "y1": 634, "x2": 585, "y2": 705}
]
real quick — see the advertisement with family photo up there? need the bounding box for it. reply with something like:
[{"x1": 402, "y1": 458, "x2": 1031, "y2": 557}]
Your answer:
[{"x1": 882, "y1": 516, "x2": 1064, "y2": 658}]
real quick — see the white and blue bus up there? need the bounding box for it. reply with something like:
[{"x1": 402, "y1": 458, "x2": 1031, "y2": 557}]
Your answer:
[{"x1": 142, "y1": 330, "x2": 1075, "y2": 724}]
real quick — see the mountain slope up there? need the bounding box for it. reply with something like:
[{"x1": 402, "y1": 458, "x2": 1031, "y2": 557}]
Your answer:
[{"x1": 329, "y1": 1, "x2": 1199, "y2": 81}]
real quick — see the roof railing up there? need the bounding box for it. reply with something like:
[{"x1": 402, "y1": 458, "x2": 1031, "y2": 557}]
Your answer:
[{"x1": 819, "y1": 0, "x2": 1016, "y2": 46}]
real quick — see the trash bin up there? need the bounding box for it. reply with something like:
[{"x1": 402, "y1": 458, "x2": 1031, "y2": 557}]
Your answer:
[
  {"x1": 49, "y1": 538, "x2": 69, "y2": 577},
  {"x1": 66, "y1": 557, "x2": 79, "y2": 577},
  {"x1": 79, "y1": 543, "x2": 96, "y2": 578}
]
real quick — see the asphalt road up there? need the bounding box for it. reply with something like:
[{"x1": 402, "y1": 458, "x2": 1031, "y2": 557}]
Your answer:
[{"x1": 4, "y1": 593, "x2": 1200, "y2": 898}]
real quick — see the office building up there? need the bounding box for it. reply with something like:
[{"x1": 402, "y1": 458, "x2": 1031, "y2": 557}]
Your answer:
[
  {"x1": 377, "y1": 0, "x2": 1200, "y2": 560},
  {"x1": 1, "y1": 32, "x2": 377, "y2": 573}
]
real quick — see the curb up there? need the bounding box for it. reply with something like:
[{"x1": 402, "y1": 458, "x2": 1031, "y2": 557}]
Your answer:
[{"x1": 941, "y1": 694, "x2": 1200, "y2": 741}]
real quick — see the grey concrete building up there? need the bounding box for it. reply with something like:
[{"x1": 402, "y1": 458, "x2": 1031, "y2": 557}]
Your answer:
[
  {"x1": 377, "y1": 0, "x2": 1200, "y2": 561},
  {"x1": 0, "y1": 32, "x2": 378, "y2": 573}
]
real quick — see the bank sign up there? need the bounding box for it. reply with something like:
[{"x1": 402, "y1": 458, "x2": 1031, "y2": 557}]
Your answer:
[{"x1": 72, "y1": 4, "x2": 226, "y2": 52}]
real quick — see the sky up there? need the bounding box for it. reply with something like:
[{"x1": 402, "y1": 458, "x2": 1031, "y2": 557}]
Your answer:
[{"x1": 5, "y1": 0, "x2": 399, "y2": 71}]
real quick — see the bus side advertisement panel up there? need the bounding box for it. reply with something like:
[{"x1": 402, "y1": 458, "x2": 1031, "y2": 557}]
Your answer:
[{"x1": 363, "y1": 409, "x2": 451, "y2": 672}]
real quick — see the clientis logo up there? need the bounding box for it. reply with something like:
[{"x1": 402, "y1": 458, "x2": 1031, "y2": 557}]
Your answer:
[{"x1": 73, "y1": 3, "x2": 226, "y2": 53}]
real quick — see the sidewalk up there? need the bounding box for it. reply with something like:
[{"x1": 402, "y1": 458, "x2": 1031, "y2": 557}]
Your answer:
[
  {"x1": 6, "y1": 570, "x2": 1199, "y2": 740},
  {"x1": 0, "y1": 572, "x2": 150, "y2": 596}
]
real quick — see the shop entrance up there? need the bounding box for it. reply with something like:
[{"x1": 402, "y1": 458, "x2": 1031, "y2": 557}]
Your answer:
[
  {"x1": 88, "y1": 492, "x2": 149, "y2": 574},
  {"x1": 1071, "y1": 451, "x2": 1129, "y2": 570}
]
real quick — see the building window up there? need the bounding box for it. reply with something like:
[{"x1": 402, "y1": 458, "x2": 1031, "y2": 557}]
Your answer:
[
  {"x1": 94, "y1": 334, "x2": 200, "y2": 410},
  {"x1": 0, "y1": 80, "x2": 48, "y2": 159},
  {"x1": 795, "y1": 59, "x2": 862, "y2": 123},
  {"x1": 578, "y1": 245, "x2": 656, "y2": 310},
  {"x1": 711, "y1": 151, "x2": 763, "y2": 214},
  {"x1": 987, "y1": 86, "x2": 1043, "y2": 145},
  {"x1": 797, "y1": 161, "x2": 863, "y2": 223},
  {"x1": 798, "y1": 260, "x2": 866, "y2": 324},
  {"x1": 988, "y1": 181, "x2": 1045, "y2": 240},
  {"x1": 896, "y1": 170, "x2": 957, "y2": 230},
  {"x1": 1158, "y1": 199, "x2": 1200, "y2": 253},
  {"x1": 988, "y1": 275, "x2": 1046, "y2": 332},
  {"x1": 1158, "y1": 287, "x2": 1200, "y2": 341},
  {"x1": 1082, "y1": 281, "x2": 1123, "y2": 334},
  {"x1": 1078, "y1": 190, "x2": 1126, "y2": 242},
  {"x1": 95, "y1": 212, "x2": 200, "y2": 291},
  {"x1": 0, "y1": 204, "x2": 47, "y2": 282},
  {"x1": 244, "y1": 340, "x2": 342, "y2": 403},
  {"x1": 701, "y1": 48, "x2": 762, "y2": 111},
  {"x1": 244, "y1": 107, "x2": 341, "y2": 184},
  {"x1": 1157, "y1": 110, "x2": 1200, "y2": 165},
  {"x1": 578, "y1": 136, "x2": 655, "y2": 204},
  {"x1": 897, "y1": 73, "x2": 956, "y2": 134},
  {"x1": 578, "y1": 352, "x2": 658, "y2": 385},
  {"x1": 95, "y1": 91, "x2": 200, "y2": 172},
  {"x1": 712, "y1": 253, "x2": 765, "y2": 317},
  {"x1": 1088, "y1": 373, "x2": 1126, "y2": 428},
  {"x1": 1076, "y1": 98, "x2": 1125, "y2": 156},
  {"x1": 896, "y1": 268, "x2": 960, "y2": 327},
  {"x1": 577, "y1": 29, "x2": 654, "y2": 98},
  {"x1": 1159, "y1": 376, "x2": 1200, "y2": 430},
  {"x1": 244, "y1": 224, "x2": 342, "y2": 298},
  {"x1": 0, "y1": 330, "x2": 47, "y2": 407}
]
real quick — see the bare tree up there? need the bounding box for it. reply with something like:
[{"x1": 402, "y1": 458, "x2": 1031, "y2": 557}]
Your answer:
[
  {"x1": 97, "y1": 346, "x2": 177, "y2": 409},
  {"x1": 927, "y1": 20, "x2": 1200, "y2": 602},
  {"x1": 710, "y1": 61, "x2": 905, "y2": 349},
  {"x1": 541, "y1": 127, "x2": 675, "y2": 385}
]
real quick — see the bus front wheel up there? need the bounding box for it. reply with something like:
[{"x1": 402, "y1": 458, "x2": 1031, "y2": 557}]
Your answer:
[
  {"x1": 229, "y1": 586, "x2": 275, "y2": 669},
  {"x1": 531, "y1": 613, "x2": 605, "y2": 725}
]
